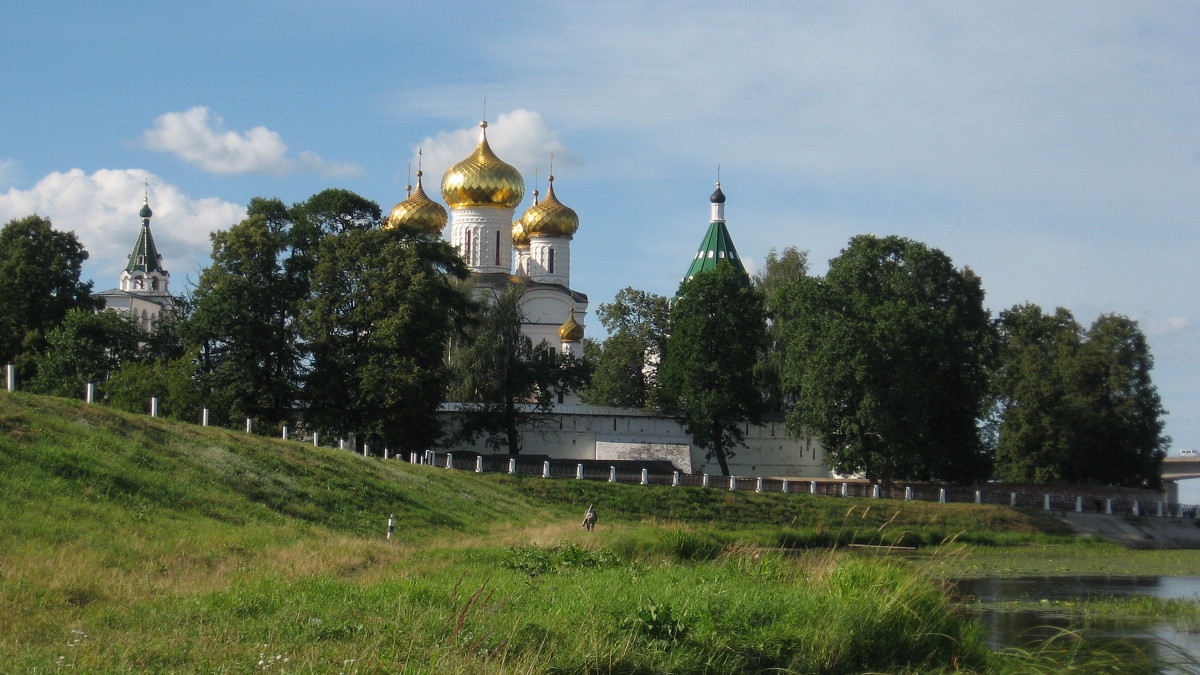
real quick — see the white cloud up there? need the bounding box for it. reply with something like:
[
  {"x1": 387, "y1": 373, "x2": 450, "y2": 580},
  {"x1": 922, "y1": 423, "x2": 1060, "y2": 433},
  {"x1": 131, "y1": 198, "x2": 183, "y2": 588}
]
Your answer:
[
  {"x1": 415, "y1": 109, "x2": 576, "y2": 200},
  {"x1": 143, "y1": 107, "x2": 364, "y2": 177},
  {"x1": 0, "y1": 168, "x2": 243, "y2": 287}
]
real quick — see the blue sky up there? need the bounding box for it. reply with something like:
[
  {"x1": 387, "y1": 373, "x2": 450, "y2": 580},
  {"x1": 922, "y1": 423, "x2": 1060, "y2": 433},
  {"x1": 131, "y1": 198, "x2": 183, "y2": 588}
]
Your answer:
[{"x1": 3, "y1": 2, "x2": 1198, "y2": 484}]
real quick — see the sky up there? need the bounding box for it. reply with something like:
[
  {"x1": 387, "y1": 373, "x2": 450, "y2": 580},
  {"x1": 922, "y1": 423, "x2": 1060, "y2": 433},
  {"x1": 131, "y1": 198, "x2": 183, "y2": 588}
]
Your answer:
[{"x1": 2, "y1": 1, "x2": 1198, "y2": 488}]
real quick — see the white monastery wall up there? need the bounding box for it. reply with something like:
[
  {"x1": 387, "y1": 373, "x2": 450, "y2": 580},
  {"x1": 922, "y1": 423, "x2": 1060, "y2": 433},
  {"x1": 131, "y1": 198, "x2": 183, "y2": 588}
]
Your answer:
[{"x1": 441, "y1": 405, "x2": 830, "y2": 478}]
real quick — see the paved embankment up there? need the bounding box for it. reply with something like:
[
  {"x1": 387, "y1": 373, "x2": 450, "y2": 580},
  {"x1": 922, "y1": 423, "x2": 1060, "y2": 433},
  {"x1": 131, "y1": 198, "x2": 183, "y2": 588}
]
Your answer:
[{"x1": 1058, "y1": 512, "x2": 1200, "y2": 549}]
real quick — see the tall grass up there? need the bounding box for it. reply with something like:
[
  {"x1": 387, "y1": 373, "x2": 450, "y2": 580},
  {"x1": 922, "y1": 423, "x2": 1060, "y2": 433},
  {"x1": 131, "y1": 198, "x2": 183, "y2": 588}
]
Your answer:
[{"x1": 1, "y1": 392, "x2": 1193, "y2": 672}]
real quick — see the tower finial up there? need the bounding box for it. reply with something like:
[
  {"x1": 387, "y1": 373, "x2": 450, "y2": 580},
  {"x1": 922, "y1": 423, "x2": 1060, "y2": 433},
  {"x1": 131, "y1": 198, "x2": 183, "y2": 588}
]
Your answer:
[{"x1": 406, "y1": 160, "x2": 412, "y2": 197}]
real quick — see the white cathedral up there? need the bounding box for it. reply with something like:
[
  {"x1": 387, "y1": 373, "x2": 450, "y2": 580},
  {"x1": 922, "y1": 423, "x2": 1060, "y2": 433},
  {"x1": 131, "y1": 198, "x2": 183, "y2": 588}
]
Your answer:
[
  {"x1": 381, "y1": 120, "x2": 587, "y2": 360},
  {"x1": 96, "y1": 196, "x2": 178, "y2": 329}
]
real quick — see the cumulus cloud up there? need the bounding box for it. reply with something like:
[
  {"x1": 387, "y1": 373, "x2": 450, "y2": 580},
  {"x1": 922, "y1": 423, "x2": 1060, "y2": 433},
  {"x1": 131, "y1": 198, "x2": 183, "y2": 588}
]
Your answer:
[
  {"x1": 416, "y1": 109, "x2": 577, "y2": 199},
  {"x1": 0, "y1": 168, "x2": 244, "y2": 286},
  {"x1": 143, "y1": 107, "x2": 363, "y2": 177}
]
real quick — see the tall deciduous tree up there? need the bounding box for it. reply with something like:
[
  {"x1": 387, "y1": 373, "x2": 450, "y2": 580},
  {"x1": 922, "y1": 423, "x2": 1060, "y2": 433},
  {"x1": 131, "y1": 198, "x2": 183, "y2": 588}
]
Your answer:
[
  {"x1": 301, "y1": 225, "x2": 472, "y2": 454},
  {"x1": 183, "y1": 212, "x2": 302, "y2": 429},
  {"x1": 994, "y1": 304, "x2": 1166, "y2": 487},
  {"x1": 0, "y1": 215, "x2": 100, "y2": 378},
  {"x1": 449, "y1": 283, "x2": 590, "y2": 454},
  {"x1": 754, "y1": 247, "x2": 809, "y2": 412},
  {"x1": 779, "y1": 235, "x2": 995, "y2": 485},
  {"x1": 581, "y1": 287, "x2": 670, "y2": 409},
  {"x1": 659, "y1": 262, "x2": 766, "y2": 476}
]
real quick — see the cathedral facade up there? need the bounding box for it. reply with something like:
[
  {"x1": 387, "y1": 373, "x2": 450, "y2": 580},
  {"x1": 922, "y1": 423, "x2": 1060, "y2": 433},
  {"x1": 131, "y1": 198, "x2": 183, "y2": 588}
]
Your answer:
[{"x1": 382, "y1": 120, "x2": 587, "y2": 359}]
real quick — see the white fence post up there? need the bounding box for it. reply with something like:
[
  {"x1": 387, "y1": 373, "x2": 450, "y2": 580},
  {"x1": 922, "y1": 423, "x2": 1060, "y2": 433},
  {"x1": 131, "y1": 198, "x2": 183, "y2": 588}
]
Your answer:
[
  {"x1": 477, "y1": 457, "x2": 484, "y2": 473},
  {"x1": 363, "y1": 444, "x2": 370, "y2": 458},
  {"x1": 387, "y1": 514, "x2": 395, "y2": 539},
  {"x1": 938, "y1": 488, "x2": 946, "y2": 503},
  {"x1": 810, "y1": 480, "x2": 818, "y2": 495},
  {"x1": 975, "y1": 490, "x2": 982, "y2": 504},
  {"x1": 840, "y1": 483, "x2": 848, "y2": 497},
  {"x1": 673, "y1": 471, "x2": 680, "y2": 487},
  {"x1": 641, "y1": 468, "x2": 648, "y2": 485},
  {"x1": 703, "y1": 473, "x2": 710, "y2": 487},
  {"x1": 281, "y1": 425, "x2": 287, "y2": 440},
  {"x1": 904, "y1": 486, "x2": 913, "y2": 501},
  {"x1": 873, "y1": 484, "x2": 881, "y2": 499},
  {"x1": 755, "y1": 477, "x2": 763, "y2": 492},
  {"x1": 86, "y1": 382, "x2": 95, "y2": 404},
  {"x1": 1043, "y1": 494, "x2": 1051, "y2": 511},
  {"x1": 245, "y1": 418, "x2": 253, "y2": 434},
  {"x1": 730, "y1": 476, "x2": 738, "y2": 491},
  {"x1": 5, "y1": 363, "x2": 14, "y2": 391},
  {"x1": 609, "y1": 466, "x2": 616, "y2": 483},
  {"x1": 150, "y1": 397, "x2": 159, "y2": 417},
  {"x1": 1106, "y1": 498, "x2": 1113, "y2": 515},
  {"x1": 1076, "y1": 496, "x2": 1083, "y2": 513},
  {"x1": 509, "y1": 458, "x2": 517, "y2": 474},
  {"x1": 576, "y1": 463, "x2": 584, "y2": 479},
  {"x1": 446, "y1": 453, "x2": 454, "y2": 468},
  {"x1": 543, "y1": 461, "x2": 551, "y2": 478},
  {"x1": 202, "y1": 407, "x2": 209, "y2": 427},
  {"x1": 782, "y1": 479, "x2": 790, "y2": 494},
  {"x1": 1133, "y1": 501, "x2": 1140, "y2": 517},
  {"x1": 313, "y1": 432, "x2": 319, "y2": 447},
  {"x1": 1010, "y1": 492, "x2": 1017, "y2": 507}
]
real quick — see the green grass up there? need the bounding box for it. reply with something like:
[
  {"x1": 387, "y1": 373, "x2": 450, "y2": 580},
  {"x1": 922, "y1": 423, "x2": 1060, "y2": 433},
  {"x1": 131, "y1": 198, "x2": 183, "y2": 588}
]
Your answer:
[{"x1": 0, "y1": 391, "x2": 1191, "y2": 673}]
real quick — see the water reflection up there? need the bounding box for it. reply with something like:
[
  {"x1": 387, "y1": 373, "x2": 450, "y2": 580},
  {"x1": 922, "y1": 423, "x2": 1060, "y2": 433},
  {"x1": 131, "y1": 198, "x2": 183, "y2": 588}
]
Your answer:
[{"x1": 953, "y1": 576, "x2": 1200, "y2": 668}]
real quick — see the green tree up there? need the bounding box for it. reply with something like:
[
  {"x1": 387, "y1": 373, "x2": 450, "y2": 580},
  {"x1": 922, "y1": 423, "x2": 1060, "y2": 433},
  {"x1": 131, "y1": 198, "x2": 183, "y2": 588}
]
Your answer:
[
  {"x1": 182, "y1": 190, "x2": 382, "y2": 431},
  {"x1": 659, "y1": 262, "x2": 766, "y2": 476},
  {"x1": 779, "y1": 235, "x2": 995, "y2": 485},
  {"x1": 581, "y1": 287, "x2": 670, "y2": 409},
  {"x1": 301, "y1": 225, "x2": 472, "y2": 454},
  {"x1": 183, "y1": 212, "x2": 301, "y2": 429},
  {"x1": 0, "y1": 215, "x2": 100, "y2": 378},
  {"x1": 994, "y1": 304, "x2": 1166, "y2": 487},
  {"x1": 753, "y1": 247, "x2": 809, "y2": 412},
  {"x1": 449, "y1": 283, "x2": 590, "y2": 454},
  {"x1": 104, "y1": 351, "x2": 204, "y2": 421},
  {"x1": 28, "y1": 308, "x2": 144, "y2": 398}
]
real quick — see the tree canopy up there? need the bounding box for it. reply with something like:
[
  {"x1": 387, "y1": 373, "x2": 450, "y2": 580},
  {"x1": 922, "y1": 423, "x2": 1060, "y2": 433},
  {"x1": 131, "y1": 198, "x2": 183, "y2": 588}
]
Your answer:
[
  {"x1": 0, "y1": 215, "x2": 99, "y2": 378},
  {"x1": 994, "y1": 304, "x2": 1167, "y2": 487},
  {"x1": 659, "y1": 262, "x2": 766, "y2": 476},
  {"x1": 581, "y1": 286, "x2": 670, "y2": 409},
  {"x1": 449, "y1": 282, "x2": 590, "y2": 454},
  {"x1": 779, "y1": 235, "x2": 995, "y2": 485},
  {"x1": 301, "y1": 224, "x2": 472, "y2": 454}
]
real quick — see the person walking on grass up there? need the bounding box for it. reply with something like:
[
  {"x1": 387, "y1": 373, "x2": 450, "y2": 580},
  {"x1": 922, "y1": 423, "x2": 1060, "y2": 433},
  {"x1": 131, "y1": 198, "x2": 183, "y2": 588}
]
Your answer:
[{"x1": 582, "y1": 504, "x2": 597, "y2": 532}]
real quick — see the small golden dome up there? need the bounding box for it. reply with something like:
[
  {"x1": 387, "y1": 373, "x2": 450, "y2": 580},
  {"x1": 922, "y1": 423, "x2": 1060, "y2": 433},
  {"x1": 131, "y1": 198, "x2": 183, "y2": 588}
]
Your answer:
[
  {"x1": 558, "y1": 310, "x2": 584, "y2": 342},
  {"x1": 522, "y1": 176, "x2": 578, "y2": 237},
  {"x1": 441, "y1": 121, "x2": 525, "y2": 210},
  {"x1": 512, "y1": 187, "x2": 539, "y2": 248},
  {"x1": 384, "y1": 171, "x2": 447, "y2": 234}
]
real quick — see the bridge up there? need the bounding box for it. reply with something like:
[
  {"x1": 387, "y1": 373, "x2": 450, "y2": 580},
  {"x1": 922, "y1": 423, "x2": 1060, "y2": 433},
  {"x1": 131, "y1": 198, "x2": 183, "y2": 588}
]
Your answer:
[{"x1": 1161, "y1": 456, "x2": 1200, "y2": 481}]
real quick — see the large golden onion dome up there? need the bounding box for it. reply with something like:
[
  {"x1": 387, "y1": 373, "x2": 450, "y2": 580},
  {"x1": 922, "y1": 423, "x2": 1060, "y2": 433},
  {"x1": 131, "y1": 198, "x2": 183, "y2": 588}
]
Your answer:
[
  {"x1": 384, "y1": 171, "x2": 447, "y2": 234},
  {"x1": 558, "y1": 310, "x2": 584, "y2": 342},
  {"x1": 521, "y1": 176, "x2": 578, "y2": 237},
  {"x1": 441, "y1": 121, "x2": 525, "y2": 209}
]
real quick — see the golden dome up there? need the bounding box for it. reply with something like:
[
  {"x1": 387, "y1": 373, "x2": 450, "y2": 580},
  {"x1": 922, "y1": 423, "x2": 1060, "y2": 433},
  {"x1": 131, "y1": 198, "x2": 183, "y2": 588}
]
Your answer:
[
  {"x1": 522, "y1": 176, "x2": 578, "y2": 237},
  {"x1": 441, "y1": 121, "x2": 525, "y2": 210},
  {"x1": 512, "y1": 187, "x2": 539, "y2": 248},
  {"x1": 384, "y1": 171, "x2": 447, "y2": 234},
  {"x1": 558, "y1": 310, "x2": 584, "y2": 342}
]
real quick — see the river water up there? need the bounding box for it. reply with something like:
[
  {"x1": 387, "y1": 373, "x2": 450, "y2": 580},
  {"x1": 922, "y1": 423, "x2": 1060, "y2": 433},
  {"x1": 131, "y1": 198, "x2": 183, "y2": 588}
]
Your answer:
[{"x1": 954, "y1": 576, "x2": 1200, "y2": 668}]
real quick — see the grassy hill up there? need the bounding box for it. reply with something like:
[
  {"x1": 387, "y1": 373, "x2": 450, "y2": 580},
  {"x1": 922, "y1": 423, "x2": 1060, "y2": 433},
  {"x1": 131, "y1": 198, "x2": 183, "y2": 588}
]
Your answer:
[{"x1": 0, "y1": 392, "x2": 1127, "y2": 673}]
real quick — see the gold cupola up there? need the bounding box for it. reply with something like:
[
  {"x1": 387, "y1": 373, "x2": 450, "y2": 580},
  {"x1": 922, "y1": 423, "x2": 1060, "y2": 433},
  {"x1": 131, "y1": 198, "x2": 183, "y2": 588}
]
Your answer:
[
  {"x1": 512, "y1": 187, "x2": 539, "y2": 249},
  {"x1": 521, "y1": 176, "x2": 578, "y2": 237},
  {"x1": 384, "y1": 170, "x2": 447, "y2": 234},
  {"x1": 441, "y1": 121, "x2": 525, "y2": 209},
  {"x1": 558, "y1": 309, "x2": 584, "y2": 342}
]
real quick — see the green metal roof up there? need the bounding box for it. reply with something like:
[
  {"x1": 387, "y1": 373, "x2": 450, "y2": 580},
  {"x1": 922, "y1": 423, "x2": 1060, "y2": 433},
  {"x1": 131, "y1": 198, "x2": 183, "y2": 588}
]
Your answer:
[
  {"x1": 682, "y1": 220, "x2": 745, "y2": 282},
  {"x1": 124, "y1": 210, "x2": 167, "y2": 275}
]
